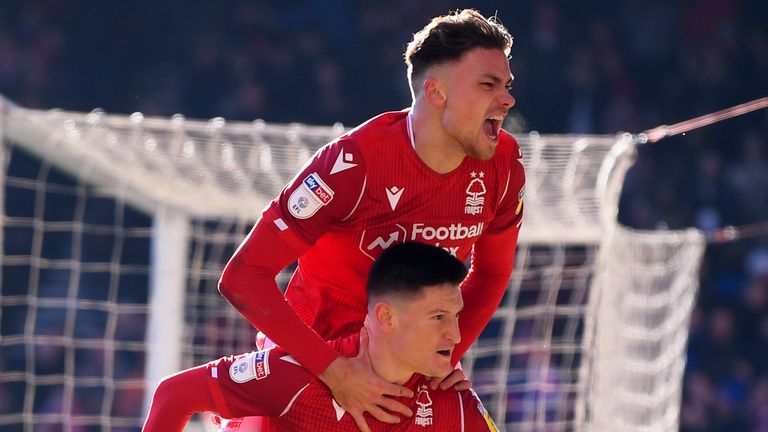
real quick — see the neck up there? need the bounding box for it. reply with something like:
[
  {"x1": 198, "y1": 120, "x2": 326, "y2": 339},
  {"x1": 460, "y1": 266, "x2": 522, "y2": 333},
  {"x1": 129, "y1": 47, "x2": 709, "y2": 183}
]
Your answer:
[
  {"x1": 409, "y1": 103, "x2": 465, "y2": 174},
  {"x1": 365, "y1": 330, "x2": 413, "y2": 386}
]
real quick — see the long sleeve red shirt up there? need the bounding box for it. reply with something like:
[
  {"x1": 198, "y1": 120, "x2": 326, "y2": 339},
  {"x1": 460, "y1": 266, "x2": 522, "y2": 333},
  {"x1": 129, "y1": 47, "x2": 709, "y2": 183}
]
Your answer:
[
  {"x1": 210, "y1": 334, "x2": 502, "y2": 431},
  {"x1": 219, "y1": 110, "x2": 525, "y2": 375}
]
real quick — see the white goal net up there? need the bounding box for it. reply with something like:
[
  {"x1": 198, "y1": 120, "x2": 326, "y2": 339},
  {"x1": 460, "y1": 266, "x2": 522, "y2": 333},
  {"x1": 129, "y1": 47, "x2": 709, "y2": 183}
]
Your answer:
[{"x1": 0, "y1": 99, "x2": 705, "y2": 431}]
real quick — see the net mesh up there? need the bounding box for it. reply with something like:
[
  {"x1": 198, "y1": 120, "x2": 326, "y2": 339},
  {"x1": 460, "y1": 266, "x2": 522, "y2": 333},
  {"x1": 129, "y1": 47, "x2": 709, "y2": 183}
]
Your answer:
[
  {"x1": 0, "y1": 105, "x2": 705, "y2": 431},
  {"x1": 0, "y1": 145, "x2": 152, "y2": 431},
  {"x1": 579, "y1": 226, "x2": 705, "y2": 431}
]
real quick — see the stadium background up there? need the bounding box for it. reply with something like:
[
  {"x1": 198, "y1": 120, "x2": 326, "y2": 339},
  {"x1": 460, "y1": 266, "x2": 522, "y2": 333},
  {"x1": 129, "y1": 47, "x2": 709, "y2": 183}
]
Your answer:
[{"x1": 0, "y1": 0, "x2": 766, "y2": 430}]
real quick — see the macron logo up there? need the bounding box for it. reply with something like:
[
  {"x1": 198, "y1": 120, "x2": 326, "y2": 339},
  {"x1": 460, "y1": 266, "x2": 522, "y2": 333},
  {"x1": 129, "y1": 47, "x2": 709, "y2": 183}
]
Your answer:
[
  {"x1": 330, "y1": 151, "x2": 357, "y2": 175},
  {"x1": 385, "y1": 186, "x2": 404, "y2": 211}
]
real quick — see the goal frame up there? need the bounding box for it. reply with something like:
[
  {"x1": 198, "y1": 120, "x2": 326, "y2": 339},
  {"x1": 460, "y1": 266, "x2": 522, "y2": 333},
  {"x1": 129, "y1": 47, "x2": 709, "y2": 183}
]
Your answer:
[{"x1": 0, "y1": 98, "x2": 705, "y2": 431}]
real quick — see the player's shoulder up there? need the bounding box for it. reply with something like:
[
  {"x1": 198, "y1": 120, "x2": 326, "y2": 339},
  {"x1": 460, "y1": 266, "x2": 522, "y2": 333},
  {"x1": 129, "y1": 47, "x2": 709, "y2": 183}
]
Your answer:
[
  {"x1": 496, "y1": 128, "x2": 523, "y2": 161},
  {"x1": 459, "y1": 388, "x2": 501, "y2": 431},
  {"x1": 337, "y1": 110, "x2": 408, "y2": 149},
  {"x1": 312, "y1": 110, "x2": 406, "y2": 171}
]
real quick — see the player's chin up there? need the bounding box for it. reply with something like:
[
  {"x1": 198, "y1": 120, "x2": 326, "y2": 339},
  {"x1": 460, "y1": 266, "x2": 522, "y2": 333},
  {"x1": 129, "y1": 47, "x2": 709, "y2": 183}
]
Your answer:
[
  {"x1": 475, "y1": 147, "x2": 496, "y2": 161},
  {"x1": 466, "y1": 142, "x2": 496, "y2": 161},
  {"x1": 429, "y1": 351, "x2": 454, "y2": 375},
  {"x1": 479, "y1": 134, "x2": 500, "y2": 158},
  {"x1": 423, "y1": 364, "x2": 453, "y2": 379}
]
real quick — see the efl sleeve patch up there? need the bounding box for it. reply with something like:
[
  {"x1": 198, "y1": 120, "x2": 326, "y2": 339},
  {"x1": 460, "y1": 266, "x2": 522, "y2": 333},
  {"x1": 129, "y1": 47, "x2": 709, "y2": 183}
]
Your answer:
[
  {"x1": 515, "y1": 185, "x2": 525, "y2": 216},
  {"x1": 287, "y1": 172, "x2": 335, "y2": 219},
  {"x1": 229, "y1": 349, "x2": 272, "y2": 383},
  {"x1": 479, "y1": 404, "x2": 500, "y2": 432},
  {"x1": 471, "y1": 389, "x2": 500, "y2": 432}
]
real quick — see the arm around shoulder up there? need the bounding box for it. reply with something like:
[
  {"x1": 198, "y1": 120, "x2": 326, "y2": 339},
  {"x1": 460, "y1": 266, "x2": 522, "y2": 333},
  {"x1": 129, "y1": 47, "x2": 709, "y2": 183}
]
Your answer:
[{"x1": 218, "y1": 214, "x2": 340, "y2": 375}]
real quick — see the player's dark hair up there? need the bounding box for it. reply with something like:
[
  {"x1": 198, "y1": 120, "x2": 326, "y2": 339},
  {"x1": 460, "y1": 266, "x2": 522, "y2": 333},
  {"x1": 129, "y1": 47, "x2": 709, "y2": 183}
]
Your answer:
[
  {"x1": 367, "y1": 242, "x2": 468, "y2": 302},
  {"x1": 404, "y1": 9, "x2": 513, "y2": 86}
]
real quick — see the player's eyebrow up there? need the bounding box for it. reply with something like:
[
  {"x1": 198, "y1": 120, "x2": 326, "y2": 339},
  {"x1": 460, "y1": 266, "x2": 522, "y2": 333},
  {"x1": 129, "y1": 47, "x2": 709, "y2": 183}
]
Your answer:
[
  {"x1": 428, "y1": 306, "x2": 464, "y2": 314},
  {"x1": 480, "y1": 73, "x2": 514, "y2": 86}
]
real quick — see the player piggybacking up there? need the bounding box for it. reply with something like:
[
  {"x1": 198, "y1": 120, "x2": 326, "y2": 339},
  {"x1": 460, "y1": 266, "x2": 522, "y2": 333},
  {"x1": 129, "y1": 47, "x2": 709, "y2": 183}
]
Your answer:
[
  {"x1": 218, "y1": 9, "x2": 524, "y2": 429},
  {"x1": 261, "y1": 109, "x2": 524, "y2": 343}
]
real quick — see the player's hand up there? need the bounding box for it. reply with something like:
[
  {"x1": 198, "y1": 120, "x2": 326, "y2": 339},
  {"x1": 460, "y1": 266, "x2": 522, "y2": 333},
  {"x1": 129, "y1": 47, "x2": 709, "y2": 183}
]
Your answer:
[
  {"x1": 429, "y1": 363, "x2": 471, "y2": 391},
  {"x1": 318, "y1": 327, "x2": 414, "y2": 432}
]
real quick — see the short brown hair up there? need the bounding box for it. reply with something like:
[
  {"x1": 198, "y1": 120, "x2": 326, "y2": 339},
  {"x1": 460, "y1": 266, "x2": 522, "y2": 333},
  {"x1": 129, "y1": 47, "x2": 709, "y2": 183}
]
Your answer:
[{"x1": 404, "y1": 9, "x2": 513, "y2": 87}]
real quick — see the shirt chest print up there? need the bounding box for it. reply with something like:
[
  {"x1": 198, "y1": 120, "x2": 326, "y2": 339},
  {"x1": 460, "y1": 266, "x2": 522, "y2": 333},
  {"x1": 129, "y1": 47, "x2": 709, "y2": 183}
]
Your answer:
[
  {"x1": 385, "y1": 186, "x2": 404, "y2": 211},
  {"x1": 415, "y1": 385, "x2": 434, "y2": 427},
  {"x1": 465, "y1": 171, "x2": 486, "y2": 215}
]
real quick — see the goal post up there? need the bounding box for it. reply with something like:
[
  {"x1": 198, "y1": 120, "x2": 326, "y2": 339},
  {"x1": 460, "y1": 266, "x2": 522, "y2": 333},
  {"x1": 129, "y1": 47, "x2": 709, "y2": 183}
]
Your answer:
[
  {"x1": 0, "y1": 99, "x2": 705, "y2": 431},
  {"x1": 578, "y1": 226, "x2": 704, "y2": 431},
  {"x1": 143, "y1": 208, "x2": 190, "y2": 415}
]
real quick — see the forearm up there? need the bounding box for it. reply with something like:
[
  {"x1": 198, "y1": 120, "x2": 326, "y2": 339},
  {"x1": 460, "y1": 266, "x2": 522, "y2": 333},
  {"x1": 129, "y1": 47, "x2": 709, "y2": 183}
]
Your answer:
[
  {"x1": 452, "y1": 227, "x2": 519, "y2": 362},
  {"x1": 142, "y1": 365, "x2": 214, "y2": 432},
  {"x1": 453, "y1": 270, "x2": 511, "y2": 361},
  {"x1": 218, "y1": 220, "x2": 339, "y2": 375}
]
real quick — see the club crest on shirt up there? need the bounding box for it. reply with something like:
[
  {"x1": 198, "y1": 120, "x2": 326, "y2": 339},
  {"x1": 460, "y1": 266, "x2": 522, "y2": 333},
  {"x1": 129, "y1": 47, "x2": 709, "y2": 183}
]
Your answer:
[
  {"x1": 415, "y1": 385, "x2": 434, "y2": 427},
  {"x1": 288, "y1": 172, "x2": 334, "y2": 219},
  {"x1": 229, "y1": 349, "x2": 271, "y2": 383},
  {"x1": 465, "y1": 171, "x2": 486, "y2": 215}
]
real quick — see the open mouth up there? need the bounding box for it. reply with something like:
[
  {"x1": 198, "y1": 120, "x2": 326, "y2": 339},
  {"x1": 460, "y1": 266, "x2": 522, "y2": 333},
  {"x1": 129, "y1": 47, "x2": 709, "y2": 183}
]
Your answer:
[
  {"x1": 483, "y1": 115, "x2": 504, "y2": 141},
  {"x1": 437, "y1": 349, "x2": 452, "y2": 358}
]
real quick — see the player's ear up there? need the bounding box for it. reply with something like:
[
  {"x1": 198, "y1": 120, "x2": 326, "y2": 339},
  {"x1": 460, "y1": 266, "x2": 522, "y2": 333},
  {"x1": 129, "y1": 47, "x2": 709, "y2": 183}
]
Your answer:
[
  {"x1": 423, "y1": 78, "x2": 447, "y2": 108},
  {"x1": 372, "y1": 302, "x2": 395, "y2": 331}
]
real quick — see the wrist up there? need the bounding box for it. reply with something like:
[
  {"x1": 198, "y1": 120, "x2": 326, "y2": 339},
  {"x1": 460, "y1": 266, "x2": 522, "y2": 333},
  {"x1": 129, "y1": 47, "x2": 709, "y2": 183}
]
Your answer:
[{"x1": 318, "y1": 356, "x2": 345, "y2": 385}]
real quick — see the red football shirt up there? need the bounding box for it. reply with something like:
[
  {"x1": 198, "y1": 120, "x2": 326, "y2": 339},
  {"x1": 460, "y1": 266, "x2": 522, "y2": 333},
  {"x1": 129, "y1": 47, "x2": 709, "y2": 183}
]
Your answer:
[
  {"x1": 207, "y1": 335, "x2": 500, "y2": 431},
  {"x1": 219, "y1": 110, "x2": 525, "y2": 374}
]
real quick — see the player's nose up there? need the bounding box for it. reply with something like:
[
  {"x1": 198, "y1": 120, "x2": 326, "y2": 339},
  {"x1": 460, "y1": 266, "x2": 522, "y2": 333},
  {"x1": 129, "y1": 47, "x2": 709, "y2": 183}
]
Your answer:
[
  {"x1": 499, "y1": 92, "x2": 516, "y2": 109},
  {"x1": 445, "y1": 318, "x2": 461, "y2": 344}
]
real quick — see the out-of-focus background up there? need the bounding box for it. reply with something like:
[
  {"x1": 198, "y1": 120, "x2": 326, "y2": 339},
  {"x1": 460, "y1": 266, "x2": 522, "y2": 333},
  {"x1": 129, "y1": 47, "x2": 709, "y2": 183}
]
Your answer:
[{"x1": 0, "y1": 1, "x2": 766, "y2": 430}]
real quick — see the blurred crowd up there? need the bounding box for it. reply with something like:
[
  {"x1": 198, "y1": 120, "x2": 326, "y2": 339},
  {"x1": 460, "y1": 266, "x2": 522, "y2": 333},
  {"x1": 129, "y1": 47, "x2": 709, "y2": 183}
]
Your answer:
[{"x1": 1, "y1": 0, "x2": 767, "y2": 430}]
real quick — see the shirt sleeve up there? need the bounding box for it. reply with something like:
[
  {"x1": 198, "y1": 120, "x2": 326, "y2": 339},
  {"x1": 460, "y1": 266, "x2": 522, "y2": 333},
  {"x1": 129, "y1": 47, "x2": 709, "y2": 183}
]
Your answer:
[
  {"x1": 209, "y1": 348, "x2": 316, "y2": 419},
  {"x1": 461, "y1": 389, "x2": 502, "y2": 431},
  {"x1": 272, "y1": 138, "x2": 367, "y2": 245},
  {"x1": 218, "y1": 138, "x2": 367, "y2": 375},
  {"x1": 453, "y1": 142, "x2": 525, "y2": 363}
]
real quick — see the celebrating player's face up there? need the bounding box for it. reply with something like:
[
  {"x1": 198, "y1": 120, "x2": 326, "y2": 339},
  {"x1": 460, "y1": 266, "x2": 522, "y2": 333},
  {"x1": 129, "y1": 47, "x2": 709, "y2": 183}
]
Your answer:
[
  {"x1": 389, "y1": 283, "x2": 463, "y2": 378},
  {"x1": 438, "y1": 47, "x2": 515, "y2": 161}
]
